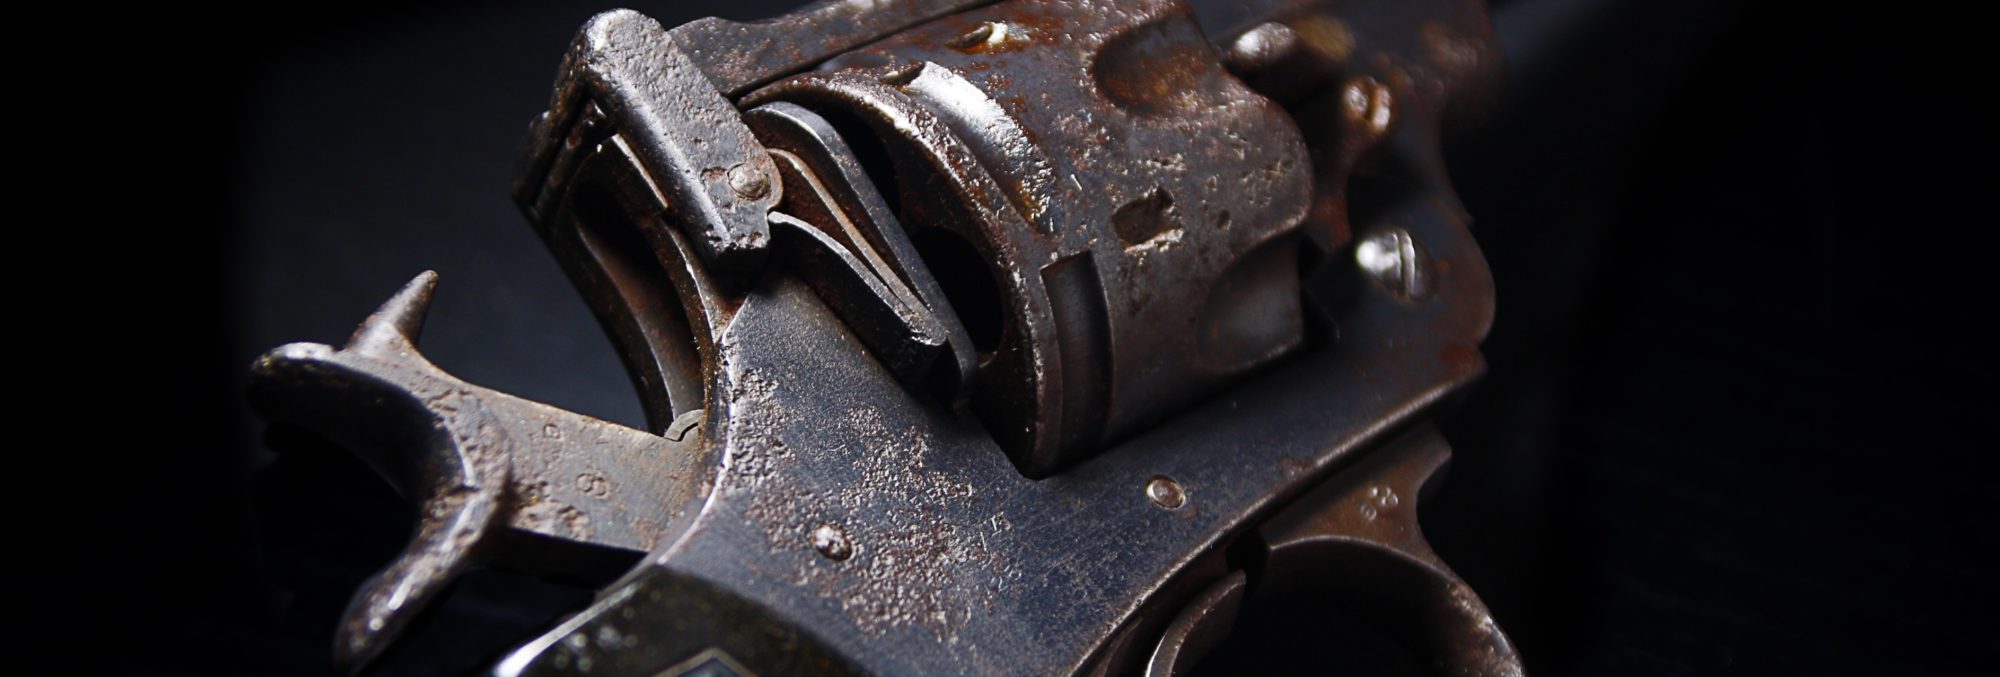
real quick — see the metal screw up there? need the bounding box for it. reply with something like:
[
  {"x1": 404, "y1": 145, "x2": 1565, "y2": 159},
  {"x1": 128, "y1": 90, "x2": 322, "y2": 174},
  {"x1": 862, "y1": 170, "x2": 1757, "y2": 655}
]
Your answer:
[
  {"x1": 1146, "y1": 476, "x2": 1187, "y2": 510},
  {"x1": 1355, "y1": 227, "x2": 1429, "y2": 300},
  {"x1": 1341, "y1": 76, "x2": 1394, "y2": 136},
  {"x1": 1225, "y1": 21, "x2": 1298, "y2": 74},
  {"x1": 812, "y1": 523, "x2": 853, "y2": 561},
  {"x1": 726, "y1": 162, "x2": 771, "y2": 200}
]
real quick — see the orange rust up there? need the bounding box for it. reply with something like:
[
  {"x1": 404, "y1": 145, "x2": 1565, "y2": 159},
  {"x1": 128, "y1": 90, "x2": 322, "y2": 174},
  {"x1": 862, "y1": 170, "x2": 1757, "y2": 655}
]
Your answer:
[
  {"x1": 1092, "y1": 18, "x2": 1222, "y2": 117},
  {"x1": 990, "y1": 6, "x2": 1064, "y2": 45}
]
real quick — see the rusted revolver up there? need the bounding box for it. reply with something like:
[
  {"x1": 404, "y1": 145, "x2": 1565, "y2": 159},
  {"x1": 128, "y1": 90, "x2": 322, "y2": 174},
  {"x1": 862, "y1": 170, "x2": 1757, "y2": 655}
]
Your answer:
[{"x1": 248, "y1": 0, "x2": 1515, "y2": 673}]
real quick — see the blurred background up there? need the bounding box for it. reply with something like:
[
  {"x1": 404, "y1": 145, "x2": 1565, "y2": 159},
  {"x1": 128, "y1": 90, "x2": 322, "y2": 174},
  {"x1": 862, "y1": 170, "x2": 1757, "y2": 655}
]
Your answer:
[{"x1": 42, "y1": 0, "x2": 1992, "y2": 673}]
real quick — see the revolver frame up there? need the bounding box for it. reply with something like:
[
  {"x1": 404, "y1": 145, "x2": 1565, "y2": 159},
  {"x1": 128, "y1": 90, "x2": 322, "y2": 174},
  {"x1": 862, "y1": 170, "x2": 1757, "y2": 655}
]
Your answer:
[{"x1": 248, "y1": 0, "x2": 1516, "y2": 673}]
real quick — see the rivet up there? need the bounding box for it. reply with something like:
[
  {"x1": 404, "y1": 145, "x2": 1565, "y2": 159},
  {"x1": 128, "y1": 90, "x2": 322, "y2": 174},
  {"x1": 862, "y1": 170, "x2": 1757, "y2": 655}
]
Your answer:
[
  {"x1": 1146, "y1": 476, "x2": 1187, "y2": 510},
  {"x1": 1355, "y1": 227, "x2": 1429, "y2": 300},
  {"x1": 726, "y1": 163, "x2": 771, "y2": 200},
  {"x1": 1341, "y1": 77, "x2": 1395, "y2": 136},
  {"x1": 1225, "y1": 22, "x2": 1298, "y2": 73}
]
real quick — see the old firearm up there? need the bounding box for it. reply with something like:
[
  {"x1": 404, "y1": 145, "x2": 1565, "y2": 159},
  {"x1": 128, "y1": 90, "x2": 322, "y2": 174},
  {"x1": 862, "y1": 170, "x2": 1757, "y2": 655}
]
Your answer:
[{"x1": 248, "y1": 0, "x2": 1516, "y2": 673}]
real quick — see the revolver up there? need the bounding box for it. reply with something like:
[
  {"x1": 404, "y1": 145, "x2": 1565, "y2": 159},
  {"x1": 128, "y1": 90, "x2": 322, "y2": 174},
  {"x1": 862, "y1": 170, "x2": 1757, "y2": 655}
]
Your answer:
[{"x1": 248, "y1": 0, "x2": 1516, "y2": 673}]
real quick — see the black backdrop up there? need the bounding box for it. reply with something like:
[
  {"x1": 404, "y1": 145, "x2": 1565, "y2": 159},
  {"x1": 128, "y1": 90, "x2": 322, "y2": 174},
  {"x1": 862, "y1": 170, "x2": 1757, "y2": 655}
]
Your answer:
[{"x1": 43, "y1": 0, "x2": 1995, "y2": 674}]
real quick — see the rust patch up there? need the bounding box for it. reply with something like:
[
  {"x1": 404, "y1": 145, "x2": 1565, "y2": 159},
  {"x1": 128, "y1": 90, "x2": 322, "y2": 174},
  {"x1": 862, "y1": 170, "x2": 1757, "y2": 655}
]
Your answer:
[
  {"x1": 1092, "y1": 18, "x2": 1223, "y2": 117},
  {"x1": 947, "y1": 20, "x2": 1021, "y2": 54}
]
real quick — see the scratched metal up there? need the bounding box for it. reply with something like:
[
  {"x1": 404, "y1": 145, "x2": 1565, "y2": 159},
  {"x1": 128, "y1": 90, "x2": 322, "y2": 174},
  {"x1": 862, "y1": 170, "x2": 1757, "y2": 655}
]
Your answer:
[
  {"x1": 516, "y1": 10, "x2": 783, "y2": 270},
  {"x1": 672, "y1": 0, "x2": 998, "y2": 97},
  {"x1": 248, "y1": 0, "x2": 1513, "y2": 673},
  {"x1": 1211, "y1": 0, "x2": 1502, "y2": 263},
  {"x1": 747, "y1": 0, "x2": 1315, "y2": 475},
  {"x1": 1242, "y1": 425, "x2": 1524, "y2": 676},
  {"x1": 496, "y1": 126, "x2": 1497, "y2": 676},
  {"x1": 247, "y1": 273, "x2": 713, "y2": 672}
]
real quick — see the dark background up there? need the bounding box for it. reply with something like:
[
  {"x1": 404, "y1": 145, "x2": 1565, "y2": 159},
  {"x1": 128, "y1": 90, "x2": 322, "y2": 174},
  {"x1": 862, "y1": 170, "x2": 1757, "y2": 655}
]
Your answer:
[{"x1": 39, "y1": 0, "x2": 1994, "y2": 674}]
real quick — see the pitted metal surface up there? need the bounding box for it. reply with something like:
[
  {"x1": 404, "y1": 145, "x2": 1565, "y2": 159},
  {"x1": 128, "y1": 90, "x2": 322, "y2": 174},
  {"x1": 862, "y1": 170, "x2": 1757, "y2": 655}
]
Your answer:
[
  {"x1": 517, "y1": 10, "x2": 784, "y2": 270},
  {"x1": 751, "y1": 0, "x2": 1315, "y2": 475},
  {"x1": 249, "y1": 273, "x2": 713, "y2": 671},
  {"x1": 246, "y1": 0, "x2": 1516, "y2": 674}
]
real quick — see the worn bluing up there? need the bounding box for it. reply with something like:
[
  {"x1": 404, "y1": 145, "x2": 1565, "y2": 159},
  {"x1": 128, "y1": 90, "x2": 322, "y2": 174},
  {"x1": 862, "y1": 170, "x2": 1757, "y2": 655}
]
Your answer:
[{"x1": 246, "y1": 0, "x2": 1514, "y2": 673}]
